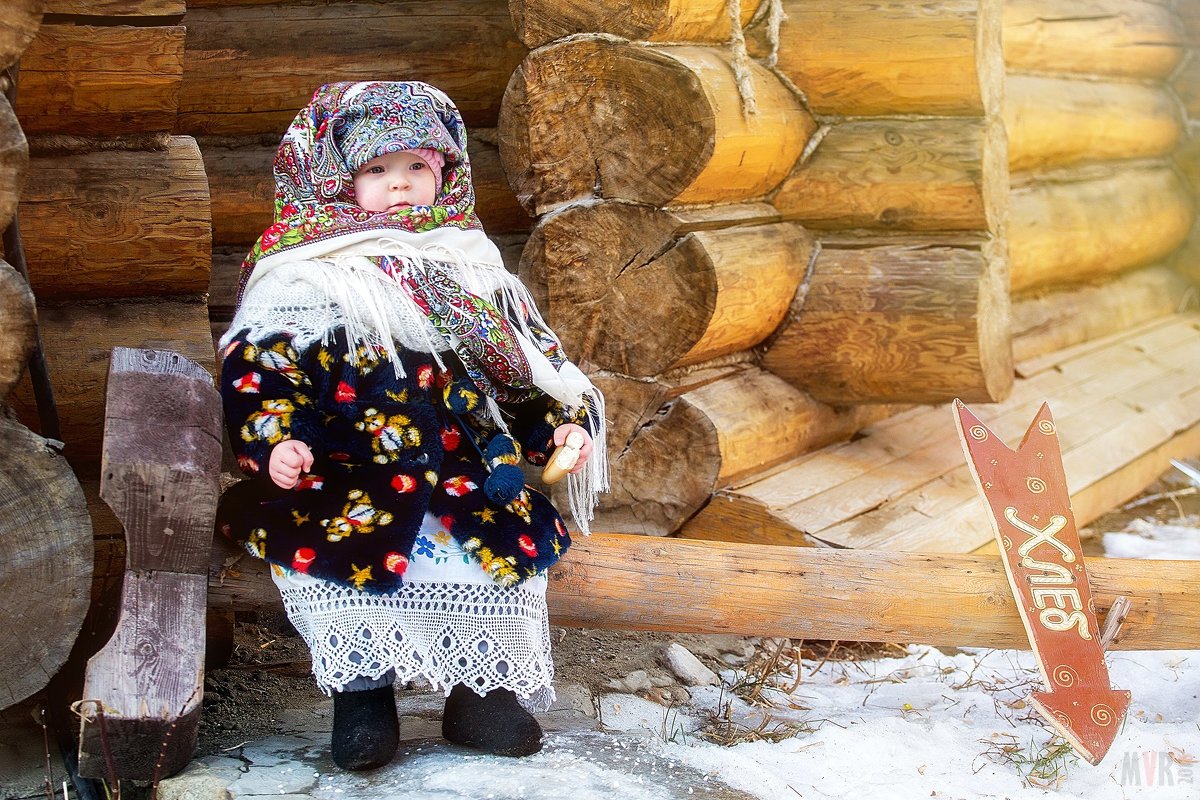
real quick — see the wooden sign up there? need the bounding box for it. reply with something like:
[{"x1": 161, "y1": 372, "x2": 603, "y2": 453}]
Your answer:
[{"x1": 954, "y1": 400, "x2": 1130, "y2": 765}]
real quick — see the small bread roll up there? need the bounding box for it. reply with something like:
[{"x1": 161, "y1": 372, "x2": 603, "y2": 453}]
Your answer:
[{"x1": 542, "y1": 430, "x2": 585, "y2": 485}]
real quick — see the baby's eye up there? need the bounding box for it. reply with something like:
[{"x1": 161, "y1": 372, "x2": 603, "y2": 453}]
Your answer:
[
  {"x1": 366, "y1": 165, "x2": 384, "y2": 174},
  {"x1": 409, "y1": 162, "x2": 425, "y2": 171}
]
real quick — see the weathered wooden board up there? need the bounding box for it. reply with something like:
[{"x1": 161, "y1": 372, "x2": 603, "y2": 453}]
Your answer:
[
  {"x1": 0, "y1": 409, "x2": 92, "y2": 710},
  {"x1": 7, "y1": 298, "x2": 215, "y2": 466},
  {"x1": 43, "y1": 0, "x2": 184, "y2": 16},
  {"x1": 178, "y1": 2, "x2": 524, "y2": 135},
  {"x1": 16, "y1": 24, "x2": 185, "y2": 135},
  {"x1": 210, "y1": 533, "x2": 1200, "y2": 651},
  {"x1": 19, "y1": 137, "x2": 211, "y2": 300}
]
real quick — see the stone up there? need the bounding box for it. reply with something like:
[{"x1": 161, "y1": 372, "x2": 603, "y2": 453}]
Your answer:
[
  {"x1": 661, "y1": 643, "x2": 719, "y2": 687},
  {"x1": 155, "y1": 772, "x2": 233, "y2": 800}
]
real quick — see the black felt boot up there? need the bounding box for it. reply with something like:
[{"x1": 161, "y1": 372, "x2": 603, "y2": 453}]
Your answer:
[
  {"x1": 331, "y1": 685, "x2": 400, "y2": 770},
  {"x1": 441, "y1": 684, "x2": 543, "y2": 756}
]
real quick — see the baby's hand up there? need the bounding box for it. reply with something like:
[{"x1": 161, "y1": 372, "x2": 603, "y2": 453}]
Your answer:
[
  {"x1": 553, "y1": 424, "x2": 593, "y2": 474},
  {"x1": 269, "y1": 440, "x2": 314, "y2": 489}
]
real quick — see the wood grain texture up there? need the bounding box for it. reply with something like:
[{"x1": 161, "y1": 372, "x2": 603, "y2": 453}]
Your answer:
[
  {"x1": 774, "y1": 0, "x2": 997, "y2": 116},
  {"x1": 7, "y1": 298, "x2": 215, "y2": 467},
  {"x1": 43, "y1": 0, "x2": 184, "y2": 15},
  {"x1": 1012, "y1": 265, "x2": 1189, "y2": 364},
  {"x1": 19, "y1": 137, "x2": 211, "y2": 299},
  {"x1": 0, "y1": 408, "x2": 92, "y2": 709},
  {"x1": 16, "y1": 24, "x2": 184, "y2": 135},
  {"x1": 201, "y1": 131, "x2": 530, "y2": 246},
  {"x1": 1007, "y1": 76, "x2": 1181, "y2": 172},
  {"x1": 1004, "y1": 0, "x2": 1184, "y2": 79},
  {"x1": 775, "y1": 119, "x2": 997, "y2": 232},
  {"x1": 178, "y1": 2, "x2": 524, "y2": 136},
  {"x1": 499, "y1": 39, "x2": 812, "y2": 213},
  {"x1": 761, "y1": 236, "x2": 1012, "y2": 404},
  {"x1": 509, "y1": 0, "x2": 762, "y2": 47},
  {"x1": 0, "y1": 0, "x2": 42, "y2": 72},
  {"x1": 78, "y1": 571, "x2": 204, "y2": 781},
  {"x1": 1171, "y1": 51, "x2": 1200, "y2": 121},
  {"x1": 1010, "y1": 166, "x2": 1194, "y2": 294},
  {"x1": 209, "y1": 532, "x2": 1200, "y2": 650},
  {"x1": 0, "y1": 260, "x2": 35, "y2": 401},
  {"x1": 521, "y1": 202, "x2": 807, "y2": 376},
  {"x1": 0, "y1": 93, "x2": 27, "y2": 232}
]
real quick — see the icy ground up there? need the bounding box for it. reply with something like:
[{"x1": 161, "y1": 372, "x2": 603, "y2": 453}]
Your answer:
[{"x1": 590, "y1": 515, "x2": 1200, "y2": 799}]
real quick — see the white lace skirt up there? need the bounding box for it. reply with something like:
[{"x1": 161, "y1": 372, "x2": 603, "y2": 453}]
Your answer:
[{"x1": 271, "y1": 513, "x2": 555, "y2": 709}]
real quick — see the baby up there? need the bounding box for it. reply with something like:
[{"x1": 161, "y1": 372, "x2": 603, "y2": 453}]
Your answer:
[{"x1": 217, "y1": 81, "x2": 606, "y2": 770}]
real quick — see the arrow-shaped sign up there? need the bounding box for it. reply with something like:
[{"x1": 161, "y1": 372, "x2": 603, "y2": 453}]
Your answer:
[{"x1": 954, "y1": 400, "x2": 1130, "y2": 765}]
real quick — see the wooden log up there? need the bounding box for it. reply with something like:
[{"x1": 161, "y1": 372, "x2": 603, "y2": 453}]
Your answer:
[
  {"x1": 520, "y1": 202, "x2": 808, "y2": 376},
  {"x1": 0, "y1": 260, "x2": 35, "y2": 401},
  {"x1": 761, "y1": 234, "x2": 1013, "y2": 405},
  {"x1": 16, "y1": 24, "x2": 184, "y2": 136},
  {"x1": 1004, "y1": 0, "x2": 1184, "y2": 80},
  {"x1": 1012, "y1": 265, "x2": 1189, "y2": 366},
  {"x1": 1171, "y1": 50, "x2": 1200, "y2": 122},
  {"x1": 43, "y1": 0, "x2": 184, "y2": 16},
  {"x1": 773, "y1": 0, "x2": 1003, "y2": 117},
  {"x1": 1010, "y1": 166, "x2": 1194, "y2": 294},
  {"x1": 1176, "y1": 134, "x2": 1200, "y2": 196},
  {"x1": 0, "y1": 408, "x2": 92, "y2": 710},
  {"x1": 178, "y1": 2, "x2": 524, "y2": 136},
  {"x1": 499, "y1": 40, "x2": 814, "y2": 213},
  {"x1": 774, "y1": 118, "x2": 1005, "y2": 233},
  {"x1": 1007, "y1": 76, "x2": 1181, "y2": 172},
  {"x1": 0, "y1": 93, "x2": 27, "y2": 232},
  {"x1": 0, "y1": 0, "x2": 42, "y2": 73},
  {"x1": 509, "y1": 0, "x2": 762, "y2": 47},
  {"x1": 201, "y1": 130, "x2": 530, "y2": 246},
  {"x1": 19, "y1": 136, "x2": 211, "y2": 300},
  {"x1": 78, "y1": 349, "x2": 221, "y2": 782},
  {"x1": 7, "y1": 298, "x2": 215, "y2": 467},
  {"x1": 210, "y1": 532, "x2": 1200, "y2": 651}
]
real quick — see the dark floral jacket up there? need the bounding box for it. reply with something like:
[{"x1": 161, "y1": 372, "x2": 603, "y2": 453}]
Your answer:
[{"x1": 218, "y1": 327, "x2": 589, "y2": 594}]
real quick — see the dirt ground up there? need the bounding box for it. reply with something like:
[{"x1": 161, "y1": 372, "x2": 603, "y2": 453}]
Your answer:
[{"x1": 195, "y1": 466, "x2": 1200, "y2": 756}]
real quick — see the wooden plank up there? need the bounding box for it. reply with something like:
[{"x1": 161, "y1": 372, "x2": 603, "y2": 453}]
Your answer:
[
  {"x1": 43, "y1": 0, "x2": 184, "y2": 16},
  {"x1": 209, "y1": 533, "x2": 1200, "y2": 651},
  {"x1": 16, "y1": 24, "x2": 184, "y2": 135},
  {"x1": 78, "y1": 571, "x2": 205, "y2": 782},
  {"x1": 20, "y1": 137, "x2": 211, "y2": 300},
  {"x1": 178, "y1": 2, "x2": 524, "y2": 135}
]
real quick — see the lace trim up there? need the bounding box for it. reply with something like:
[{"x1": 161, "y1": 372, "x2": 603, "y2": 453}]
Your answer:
[{"x1": 274, "y1": 576, "x2": 555, "y2": 710}]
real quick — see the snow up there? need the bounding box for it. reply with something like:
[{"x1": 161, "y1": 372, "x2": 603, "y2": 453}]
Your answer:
[{"x1": 600, "y1": 516, "x2": 1200, "y2": 799}]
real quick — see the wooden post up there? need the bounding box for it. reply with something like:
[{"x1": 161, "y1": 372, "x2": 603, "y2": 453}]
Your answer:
[{"x1": 77, "y1": 348, "x2": 221, "y2": 783}]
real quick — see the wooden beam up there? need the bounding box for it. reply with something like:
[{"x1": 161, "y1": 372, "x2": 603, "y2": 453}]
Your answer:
[
  {"x1": 16, "y1": 24, "x2": 184, "y2": 135},
  {"x1": 209, "y1": 533, "x2": 1200, "y2": 651},
  {"x1": 775, "y1": 118, "x2": 1005, "y2": 233},
  {"x1": 178, "y1": 1, "x2": 524, "y2": 136},
  {"x1": 1006, "y1": 76, "x2": 1181, "y2": 172},
  {"x1": 761, "y1": 234, "x2": 1012, "y2": 405},
  {"x1": 774, "y1": 0, "x2": 1002, "y2": 117},
  {"x1": 0, "y1": 0, "x2": 42, "y2": 73},
  {"x1": 1004, "y1": 0, "x2": 1184, "y2": 80},
  {"x1": 509, "y1": 0, "x2": 762, "y2": 47},
  {"x1": 20, "y1": 137, "x2": 211, "y2": 300},
  {"x1": 43, "y1": 0, "x2": 184, "y2": 16},
  {"x1": 500, "y1": 39, "x2": 813, "y2": 213},
  {"x1": 1010, "y1": 166, "x2": 1193, "y2": 294}
]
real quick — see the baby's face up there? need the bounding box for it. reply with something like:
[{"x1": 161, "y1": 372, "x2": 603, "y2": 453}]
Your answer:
[{"x1": 352, "y1": 151, "x2": 439, "y2": 212}]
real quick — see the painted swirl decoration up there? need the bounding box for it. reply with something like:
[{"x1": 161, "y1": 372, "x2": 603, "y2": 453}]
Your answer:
[
  {"x1": 970, "y1": 425, "x2": 988, "y2": 441},
  {"x1": 1091, "y1": 704, "x2": 1116, "y2": 727},
  {"x1": 1027, "y1": 476, "x2": 1047, "y2": 494},
  {"x1": 1053, "y1": 664, "x2": 1078, "y2": 688},
  {"x1": 1038, "y1": 420, "x2": 1055, "y2": 435}
]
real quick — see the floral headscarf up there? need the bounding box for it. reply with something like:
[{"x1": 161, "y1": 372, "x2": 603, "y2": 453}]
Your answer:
[{"x1": 237, "y1": 81, "x2": 481, "y2": 301}]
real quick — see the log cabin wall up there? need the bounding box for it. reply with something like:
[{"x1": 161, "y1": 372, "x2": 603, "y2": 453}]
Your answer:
[
  {"x1": 500, "y1": 0, "x2": 1008, "y2": 535},
  {"x1": 1005, "y1": 0, "x2": 1196, "y2": 363},
  {"x1": 6, "y1": 0, "x2": 214, "y2": 601},
  {"x1": 1171, "y1": 0, "x2": 1200, "y2": 287}
]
